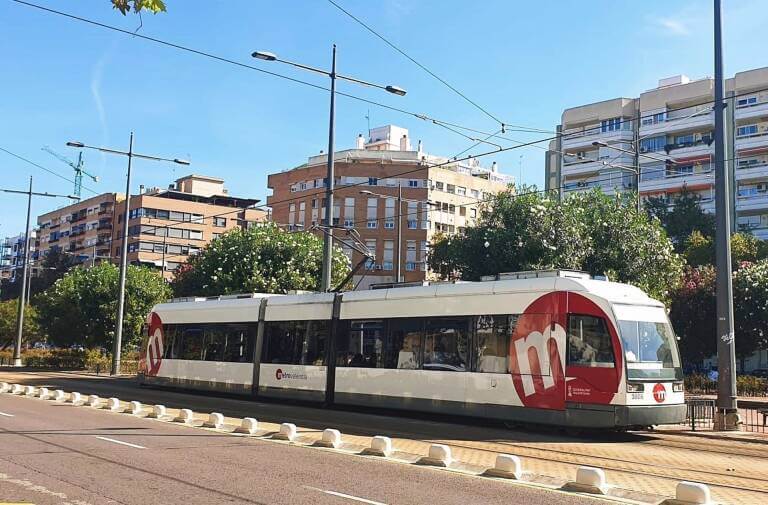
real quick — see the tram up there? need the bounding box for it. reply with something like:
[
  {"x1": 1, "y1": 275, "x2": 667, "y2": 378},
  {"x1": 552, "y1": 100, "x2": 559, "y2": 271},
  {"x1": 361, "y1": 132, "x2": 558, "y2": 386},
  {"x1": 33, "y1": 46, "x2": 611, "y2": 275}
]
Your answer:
[{"x1": 138, "y1": 270, "x2": 686, "y2": 428}]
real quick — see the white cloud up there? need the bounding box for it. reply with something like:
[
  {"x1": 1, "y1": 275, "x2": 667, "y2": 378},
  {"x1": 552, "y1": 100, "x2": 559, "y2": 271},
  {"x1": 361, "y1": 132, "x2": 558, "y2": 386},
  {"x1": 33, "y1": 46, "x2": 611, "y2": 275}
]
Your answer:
[
  {"x1": 656, "y1": 17, "x2": 691, "y2": 36},
  {"x1": 90, "y1": 47, "x2": 114, "y2": 170}
]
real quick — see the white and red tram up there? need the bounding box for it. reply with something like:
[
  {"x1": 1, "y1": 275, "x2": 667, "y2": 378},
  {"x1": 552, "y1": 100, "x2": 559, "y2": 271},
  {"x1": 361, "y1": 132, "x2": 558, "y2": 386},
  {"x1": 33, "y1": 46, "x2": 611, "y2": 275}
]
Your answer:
[{"x1": 138, "y1": 270, "x2": 686, "y2": 428}]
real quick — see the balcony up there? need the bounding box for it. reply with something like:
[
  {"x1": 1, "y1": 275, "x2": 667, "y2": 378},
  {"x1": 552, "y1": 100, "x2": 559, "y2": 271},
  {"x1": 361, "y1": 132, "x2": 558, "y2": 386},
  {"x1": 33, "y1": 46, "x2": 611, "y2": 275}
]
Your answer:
[
  {"x1": 97, "y1": 222, "x2": 113, "y2": 230},
  {"x1": 735, "y1": 100, "x2": 768, "y2": 121},
  {"x1": 735, "y1": 131, "x2": 768, "y2": 152},
  {"x1": 639, "y1": 169, "x2": 713, "y2": 193},
  {"x1": 561, "y1": 127, "x2": 634, "y2": 150},
  {"x1": 664, "y1": 139, "x2": 713, "y2": 159},
  {"x1": 640, "y1": 108, "x2": 714, "y2": 137},
  {"x1": 736, "y1": 193, "x2": 768, "y2": 212},
  {"x1": 735, "y1": 163, "x2": 768, "y2": 182}
]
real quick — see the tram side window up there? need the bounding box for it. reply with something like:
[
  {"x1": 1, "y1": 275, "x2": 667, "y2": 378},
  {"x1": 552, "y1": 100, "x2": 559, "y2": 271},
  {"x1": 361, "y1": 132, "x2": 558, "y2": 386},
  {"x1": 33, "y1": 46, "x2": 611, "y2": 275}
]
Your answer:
[
  {"x1": 337, "y1": 320, "x2": 387, "y2": 368},
  {"x1": 162, "y1": 324, "x2": 179, "y2": 359},
  {"x1": 220, "y1": 325, "x2": 255, "y2": 363},
  {"x1": 202, "y1": 326, "x2": 225, "y2": 361},
  {"x1": 424, "y1": 318, "x2": 469, "y2": 372},
  {"x1": 567, "y1": 315, "x2": 614, "y2": 367},
  {"x1": 390, "y1": 318, "x2": 424, "y2": 369},
  {"x1": 475, "y1": 315, "x2": 516, "y2": 373},
  {"x1": 179, "y1": 327, "x2": 204, "y2": 360},
  {"x1": 263, "y1": 320, "x2": 327, "y2": 365}
]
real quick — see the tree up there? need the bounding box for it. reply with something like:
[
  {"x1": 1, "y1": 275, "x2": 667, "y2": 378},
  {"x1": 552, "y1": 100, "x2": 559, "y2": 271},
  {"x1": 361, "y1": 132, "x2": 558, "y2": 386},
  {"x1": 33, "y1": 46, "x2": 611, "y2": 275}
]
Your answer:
[
  {"x1": 682, "y1": 231, "x2": 768, "y2": 268},
  {"x1": 645, "y1": 187, "x2": 715, "y2": 251},
  {"x1": 0, "y1": 248, "x2": 78, "y2": 302},
  {"x1": 111, "y1": 0, "x2": 166, "y2": 15},
  {"x1": 172, "y1": 224, "x2": 352, "y2": 297},
  {"x1": 36, "y1": 263, "x2": 171, "y2": 351},
  {"x1": 733, "y1": 260, "x2": 768, "y2": 367},
  {"x1": 429, "y1": 188, "x2": 682, "y2": 301},
  {"x1": 0, "y1": 300, "x2": 40, "y2": 350}
]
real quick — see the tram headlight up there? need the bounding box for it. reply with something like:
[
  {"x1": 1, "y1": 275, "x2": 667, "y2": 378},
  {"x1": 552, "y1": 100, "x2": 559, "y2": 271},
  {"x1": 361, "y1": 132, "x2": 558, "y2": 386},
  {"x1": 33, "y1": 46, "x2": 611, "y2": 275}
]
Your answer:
[
  {"x1": 672, "y1": 382, "x2": 684, "y2": 393},
  {"x1": 626, "y1": 382, "x2": 644, "y2": 393}
]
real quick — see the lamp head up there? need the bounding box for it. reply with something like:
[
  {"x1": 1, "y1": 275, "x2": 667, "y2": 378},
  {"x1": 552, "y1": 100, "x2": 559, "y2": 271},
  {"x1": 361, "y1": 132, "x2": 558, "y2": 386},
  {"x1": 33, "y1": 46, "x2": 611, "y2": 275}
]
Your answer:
[{"x1": 251, "y1": 51, "x2": 277, "y2": 61}]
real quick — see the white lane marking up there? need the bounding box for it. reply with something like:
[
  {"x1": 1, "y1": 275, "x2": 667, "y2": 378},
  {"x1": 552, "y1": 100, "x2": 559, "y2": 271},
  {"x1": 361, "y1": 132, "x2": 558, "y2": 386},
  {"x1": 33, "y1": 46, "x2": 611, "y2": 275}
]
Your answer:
[
  {"x1": 304, "y1": 486, "x2": 387, "y2": 505},
  {"x1": 94, "y1": 436, "x2": 146, "y2": 449},
  {"x1": 0, "y1": 412, "x2": 14, "y2": 417}
]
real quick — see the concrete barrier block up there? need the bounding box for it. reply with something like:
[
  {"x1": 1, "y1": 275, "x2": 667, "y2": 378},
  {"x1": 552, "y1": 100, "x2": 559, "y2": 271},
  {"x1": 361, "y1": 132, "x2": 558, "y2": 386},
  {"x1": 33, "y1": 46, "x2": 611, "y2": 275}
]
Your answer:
[
  {"x1": 675, "y1": 482, "x2": 712, "y2": 504},
  {"x1": 0, "y1": 382, "x2": 11, "y2": 393},
  {"x1": 368, "y1": 436, "x2": 393, "y2": 457},
  {"x1": 107, "y1": 398, "x2": 121, "y2": 411},
  {"x1": 70, "y1": 392, "x2": 83, "y2": 405},
  {"x1": 562, "y1": 466, "x2": 607, "y2": 495},
  {"x1": 487, "y1": 454, "x2": 522, "y2": 479},
  {"x1": 88, "y1": 395, "x2": 102, "y2": 408},
  {"x1": 52, "y1": 390, "x2": 66, "y2": 402},
  {"x1": 24, "y1": 385, "x2": 36, "y2": 396},
  {"x1": 129, "y1": 401, "x2": 143, "y2": 415},
  {"x1": 320, "y1": 428, "x2": 342, "y2": 448},
  {"x1": 205, "y1": 412, "x2": 225, "y2": 429},
  {"x1": 11, "y1": 384, "x2": 23, "y2": 395},
  {"x1": 419, "y1": 444, "x2": 452, "y2": 467},
  {"x1": 235, "y1": 417, "x2": 258, "y2": 435},
  {"x1": 151, "y1": 404, "x2": 167, "y2": 419},
  {"x1": 175, "y1": 408, "x2": 194, "y2": 424},
  {"x1": 37, "y1": 387, "x2": 50, "y2": 399},
  {"x1": 274, "y1": 422, "x2": 297, "y2": 441}
]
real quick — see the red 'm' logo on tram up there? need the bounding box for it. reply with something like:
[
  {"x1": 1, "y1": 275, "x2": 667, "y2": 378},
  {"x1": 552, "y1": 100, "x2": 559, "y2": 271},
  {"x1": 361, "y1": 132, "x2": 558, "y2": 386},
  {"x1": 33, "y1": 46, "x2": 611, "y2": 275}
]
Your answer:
[
  {"x1": 653, "y1": 383, "x2": 666, "y2": 403},
  {"x1": 144, "y1": 313, "x2": 164, "y2": 377}
]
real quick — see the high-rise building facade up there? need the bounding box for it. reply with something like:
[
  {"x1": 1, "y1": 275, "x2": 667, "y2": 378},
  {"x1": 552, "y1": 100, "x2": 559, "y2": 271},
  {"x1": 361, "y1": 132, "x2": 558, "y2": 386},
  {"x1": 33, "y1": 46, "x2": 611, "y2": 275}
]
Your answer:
[
  {"x1": 546, "y1": 66, "x2": 768, "y2": 240},
  {"x1": 36, "y1": 174, "x2": 267, "y2": 279},
  {"x1": 0, "y1": 232, "x2": 38, "y2": 281},
  {"x1": 267, "y1": 125, "x2": 513, "y2": 290}
]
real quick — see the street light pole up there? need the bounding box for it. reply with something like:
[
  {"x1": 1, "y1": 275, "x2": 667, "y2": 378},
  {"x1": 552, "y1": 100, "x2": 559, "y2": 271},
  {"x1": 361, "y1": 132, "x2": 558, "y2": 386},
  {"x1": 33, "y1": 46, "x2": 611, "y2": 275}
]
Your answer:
[
  {"x1": 13, "y1": 177, "x2": 33, "y2": 367},
  {"x1": 713, "y1": 0, "x2": 738, "y2": 430},
  {"x1": 66, "y1": 135, "x2": 189, "y2": 375},
  {"x1": 396, "y1": 182, "x2": 402, "y2": 283},
  {"x1": 113, "y1": 132, "x2": 134, "y2": 376},
  {"x1": 321, "y1": 45, "x2": 337, "y2": 292}
]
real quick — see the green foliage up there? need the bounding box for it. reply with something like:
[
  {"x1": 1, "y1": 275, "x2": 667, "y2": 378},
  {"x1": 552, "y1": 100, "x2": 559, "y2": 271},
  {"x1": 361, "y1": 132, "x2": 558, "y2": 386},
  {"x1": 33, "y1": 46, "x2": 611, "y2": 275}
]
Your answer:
[
  {"x1": 683, "y1": 230, "x2": 714, "y2": 267},
  {"x1": 682, "y1": 231, "x2": 768, "y2": 268},
  {"x1": 36, "y1": 262, "x2": 171, "y2": 352},
  {"x1": 172, "y1": 224, "x2": 352, "y2": 296},
  {"x1": 733, "y1": 260, "x2": 768, "y2": 360},
  {"x1": 112, "y1": 0, "x2": 166, "y2": 15},
  {"x1": 429, "y1": 188, "x2": 682, "y2": 301},
  {"x1": 0, "y1": 300, "x2": 40, "y2": 349},
  {"x1": 685, "y1": 373, "x2": 768, "y2": 397},
  {"x1": 645, "y1": 187, "x2": 715, "y2": 251}
]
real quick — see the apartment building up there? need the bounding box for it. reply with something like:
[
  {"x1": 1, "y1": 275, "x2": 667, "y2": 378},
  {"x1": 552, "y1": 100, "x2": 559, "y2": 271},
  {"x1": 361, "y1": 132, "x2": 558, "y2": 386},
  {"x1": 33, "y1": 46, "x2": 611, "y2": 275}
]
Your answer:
[
  {"x1": 37, "y1": 192, "x2": 121, "y2": 264},
  {"x1": 546, "y1": 66, "x2": 768, "y2": 240},
  {"x1": 0, "y1": 232, "x2": 38, "y2": 281},
  {"x1": 36, "y1": 175, "x2": 267, "y2": 279},
  {"x1": 267, "y1": 125, "x2": 512, "y2": 289},
  {"x1": 117, "y1": 175, "x2": 266, "y2": 278}
]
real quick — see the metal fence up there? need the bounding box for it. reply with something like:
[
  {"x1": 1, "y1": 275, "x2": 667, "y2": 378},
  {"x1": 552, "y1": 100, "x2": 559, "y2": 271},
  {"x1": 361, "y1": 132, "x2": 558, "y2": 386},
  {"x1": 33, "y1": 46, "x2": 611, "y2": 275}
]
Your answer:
[{"x1": 682, "y1": 397, "x2": 768, "y2": 433}]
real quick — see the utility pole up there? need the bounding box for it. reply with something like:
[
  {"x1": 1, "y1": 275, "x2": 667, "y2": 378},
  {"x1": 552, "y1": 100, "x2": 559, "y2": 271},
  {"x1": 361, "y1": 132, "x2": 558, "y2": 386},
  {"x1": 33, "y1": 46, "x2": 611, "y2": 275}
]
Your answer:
[
  {"x1": 634, "y1": 106, "x2": 642, "y2": 213},
  {"x1": 321, "y1": 45, "x2": 337, "y2": 292},
  {"x1": 396, "y1": 182, "x2": 402, "y2": 283},
  {"x1": 713, "y1": 0, "x2": 739, "y2": 431},
  {"x1": 66, "y1": 135, "x2": 189, "y2": 375},
  {"x1": 3, "y1": 179, "x2": 78, "y2": 366}
]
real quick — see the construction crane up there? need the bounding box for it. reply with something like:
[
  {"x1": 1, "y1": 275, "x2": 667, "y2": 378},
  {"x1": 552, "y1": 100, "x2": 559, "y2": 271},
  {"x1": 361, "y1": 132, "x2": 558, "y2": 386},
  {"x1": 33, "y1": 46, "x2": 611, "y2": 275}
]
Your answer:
[{"x1": 41, "y1": 146, "x2": 99, "y2": 198}]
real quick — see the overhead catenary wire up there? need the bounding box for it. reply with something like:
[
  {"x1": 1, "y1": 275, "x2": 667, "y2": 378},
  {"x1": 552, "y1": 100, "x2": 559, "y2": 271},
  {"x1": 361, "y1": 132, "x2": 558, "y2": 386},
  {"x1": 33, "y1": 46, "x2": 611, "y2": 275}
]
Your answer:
[{"x1": 0, "y1": 146, "x2": 99, "y2": 195}]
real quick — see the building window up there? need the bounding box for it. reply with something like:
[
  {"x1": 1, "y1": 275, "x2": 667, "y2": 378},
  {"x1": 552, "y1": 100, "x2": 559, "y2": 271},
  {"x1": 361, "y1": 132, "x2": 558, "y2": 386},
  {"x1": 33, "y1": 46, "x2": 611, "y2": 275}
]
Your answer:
[
  {"x1": 434, "y1": 181, "x2": 444, "y2": 191},
  {"x1": 737, "y1": 125, "x2": 758, "y2": 137},
  {"x1": 456, "y1": 186, "x2": 467, "y2": 196},
  {"x1": 737, "y1": 96, "x2": 758, "y2": 107},
  {"x1": 446, "y1": 184, "x2": 456, "y2": 194},
  {"x1": 601, "y1": 117, "x2": 623, "y2": 132},
  {"x1": 408, "y1": 180, "x2": 419, "y2": 188},
  {"x1": 639, "y1": 136, "x2": 666, "y2": 153},
  {"x1": 384, "y1": 198, "x2": 395, "y2": 229},
  {"x1": 368, "y1": 177, "x2": 378, "y2": 186},
  {"x1": 367, "y1": 197, "x2": 378, "y2": 228},
  {"x1": 383, "y1": 240, "x2": 394, "y2": 270},
  {"x1": 213, "y1": 217, "x2": 226, "y2": 227}
]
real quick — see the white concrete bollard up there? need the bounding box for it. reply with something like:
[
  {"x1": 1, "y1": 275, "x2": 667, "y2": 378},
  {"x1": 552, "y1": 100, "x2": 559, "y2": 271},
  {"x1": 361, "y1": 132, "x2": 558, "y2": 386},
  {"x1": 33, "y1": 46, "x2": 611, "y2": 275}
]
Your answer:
[
  {"x1": 369, "y1": 436, "x2": 393, "y2": 457},
  {"x1": 11, "y1": 384, "x2": 23, "y2": 394},
  {"x1": 427, "y1": 444, "x2": 452, "y2": 467},
  {"x1": 151, "y1": 404, "x2": 167, "y2": 419},
  {"x1": 107, "y1": 398, "x2": 121, "y2": 411},
  {"x1": 206, "y1": 412, "x2": 225, "y2": 429},
  {"x1": 236, "y1": 417, "x2": 259, "y2": 435},
  {"x1": 276, "y1": 422, "x2": 297, "y2": 441},
  {"x1": 0, "y1": 382, "x2": 11, "y2": 393},
  {"x1": 24, "y1": 385, "x2": 36, "y2": 396},
  {"x1": 70, "y1": 392, "x2": 82, "y2": 405},
  {"x1": 175, "y1": 408, "x2": 194, "y2": 424},
  {"x1": 88, "y1": 395, "x2": 102, "y2": 408},
  {"x1": 129, "y1": 401, "x2": 143, "y2": 415},
  {"x1": 52, "y1": 390, "x2": 66, "y2": 402},
  {"x1": 675, "y1": 482, "x2": 712, "y2": 505},
  {"x1": 38, "y1": 387, "x2": 50, "y2": 400},
  {"x1": 493, "y1": 454, "x2": 522, "y2": 479},
  {"x1": 321, "y1": 428, "x2": 342, "y2": 449},
  {"x1": 571, "y1": 466, "x2": 607, "y2": 494}
]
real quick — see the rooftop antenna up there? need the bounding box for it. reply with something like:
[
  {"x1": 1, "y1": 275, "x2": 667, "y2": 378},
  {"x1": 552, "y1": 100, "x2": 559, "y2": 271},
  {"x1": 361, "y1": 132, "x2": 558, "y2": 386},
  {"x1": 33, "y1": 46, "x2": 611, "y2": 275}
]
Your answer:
[
  {"x1": 365, "y1": 109, "x2": 371, "y2": 140},
  {"x1": 518, "y1": 154, "x2": 524, "y2": 188}
]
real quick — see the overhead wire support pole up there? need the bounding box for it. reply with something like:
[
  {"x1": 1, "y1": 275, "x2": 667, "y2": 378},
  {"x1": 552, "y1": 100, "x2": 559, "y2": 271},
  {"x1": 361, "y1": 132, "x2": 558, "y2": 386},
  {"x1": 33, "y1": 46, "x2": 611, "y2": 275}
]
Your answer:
[
  {"x1": 713, "y1": 0, "x2": 739, "y2": 431},
  {"x1": 66, "y1": 135, "x2": 190, "y2": 375},
  {"x1": 322, "y1": 45, "x2": 337, "y2": 292}
]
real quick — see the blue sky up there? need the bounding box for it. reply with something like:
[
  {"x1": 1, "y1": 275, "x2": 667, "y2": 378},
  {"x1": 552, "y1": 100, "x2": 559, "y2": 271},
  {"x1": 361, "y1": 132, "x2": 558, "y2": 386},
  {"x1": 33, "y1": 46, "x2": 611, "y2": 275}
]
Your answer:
[{"x1": 1, "y1": 0, "x2": 766, "y2": 234}]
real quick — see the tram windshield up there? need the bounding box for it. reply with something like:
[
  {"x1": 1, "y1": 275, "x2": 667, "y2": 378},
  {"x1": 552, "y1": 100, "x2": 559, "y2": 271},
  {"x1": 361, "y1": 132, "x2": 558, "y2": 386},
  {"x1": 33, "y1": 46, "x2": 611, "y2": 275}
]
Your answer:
[{"x1": 614, "y1": 305, "x2": 683, "y2": 380}]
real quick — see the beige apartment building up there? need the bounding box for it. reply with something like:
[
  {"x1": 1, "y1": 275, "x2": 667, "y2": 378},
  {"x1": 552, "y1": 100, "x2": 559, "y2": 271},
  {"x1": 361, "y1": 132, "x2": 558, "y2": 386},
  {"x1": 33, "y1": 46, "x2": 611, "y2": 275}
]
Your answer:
[
  {"x1": 546, "y1": 66, "x2": 768, "y2": 241},
  {"x1": 37, "y1": 174, "x2": 267, "y2": 279},
  {"x1": 268, "y1": 125, "x2": 512, "y2": 289}
]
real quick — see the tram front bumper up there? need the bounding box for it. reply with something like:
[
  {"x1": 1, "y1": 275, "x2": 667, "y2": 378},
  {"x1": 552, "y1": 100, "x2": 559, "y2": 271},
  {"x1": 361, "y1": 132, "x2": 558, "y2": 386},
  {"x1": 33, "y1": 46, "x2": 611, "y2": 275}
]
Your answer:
[{"x1": 615, "y1": 403, "x2": 686, "y2": 427}]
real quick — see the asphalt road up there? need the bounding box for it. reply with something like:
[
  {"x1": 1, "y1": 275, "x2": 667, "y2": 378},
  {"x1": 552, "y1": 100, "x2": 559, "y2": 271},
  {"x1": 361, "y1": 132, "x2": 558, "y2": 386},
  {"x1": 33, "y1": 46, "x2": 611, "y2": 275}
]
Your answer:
[{"x1": 0, "y1": 392, "x2": 596, "y2": 505}]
